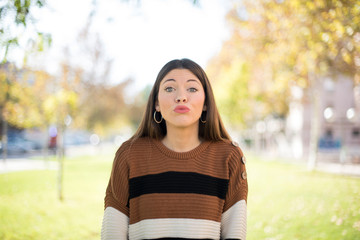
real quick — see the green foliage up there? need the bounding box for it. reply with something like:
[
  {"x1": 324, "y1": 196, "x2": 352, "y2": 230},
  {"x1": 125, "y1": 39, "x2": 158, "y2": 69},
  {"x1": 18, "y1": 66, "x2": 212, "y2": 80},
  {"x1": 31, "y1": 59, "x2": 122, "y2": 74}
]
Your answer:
[
  {"x1": 1, "y1": 153, "x2": 360, "y2": 239},
  {"x1": 72, "y1": 79, "x2": 134, "y2": 136},
  {"x1": 0, "y1": 0, "x2": 49, "y2": 63},
  {"x1": 0, "y1": 64, "x2": 58, "y2": 129},
  {"x1": 0, "y1": 60, "x2": 134, "y2": 135},
  {"x1": 212, "y1": 59, "x2": 250, "y2": 127},
  {"x1": 208, "y1": 0, "x2": 360, "y2": 127}
]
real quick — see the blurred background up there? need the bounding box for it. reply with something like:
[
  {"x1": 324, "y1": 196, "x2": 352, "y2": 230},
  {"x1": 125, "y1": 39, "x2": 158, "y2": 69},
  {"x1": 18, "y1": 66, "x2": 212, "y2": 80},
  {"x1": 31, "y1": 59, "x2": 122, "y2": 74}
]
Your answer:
[{"x1": 0, "y1": 0, "x2": 360, "y2": 239}]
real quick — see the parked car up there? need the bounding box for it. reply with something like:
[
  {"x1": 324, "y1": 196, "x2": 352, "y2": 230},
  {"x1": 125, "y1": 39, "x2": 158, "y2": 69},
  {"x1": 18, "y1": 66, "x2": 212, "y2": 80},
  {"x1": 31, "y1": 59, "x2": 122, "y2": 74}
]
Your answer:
[
  {"x1": 0, "y1": 137, "x2": 42, "y2": 155},
  {"x1": 0, "y1": 140, "x2": 28, "y2": 154}
]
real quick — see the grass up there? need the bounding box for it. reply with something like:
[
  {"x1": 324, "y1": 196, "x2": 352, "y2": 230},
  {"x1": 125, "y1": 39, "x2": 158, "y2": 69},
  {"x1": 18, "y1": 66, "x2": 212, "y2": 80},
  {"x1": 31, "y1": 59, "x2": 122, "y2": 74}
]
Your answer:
[
  {"x1": 0, "y1": 153, "x2": 112, "y2": 240},
  {"x1": 0, "y1": 152, "x2": 360, "y2": 239},
  {"x1": 247, "y1": 156, "x2": 360, "y2": 240}
]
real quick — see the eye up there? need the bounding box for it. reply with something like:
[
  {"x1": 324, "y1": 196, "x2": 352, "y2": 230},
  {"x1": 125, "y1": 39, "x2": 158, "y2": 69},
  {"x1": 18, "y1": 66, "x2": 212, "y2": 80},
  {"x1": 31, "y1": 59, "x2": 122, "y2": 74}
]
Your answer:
[
  {"x1": 188, "y1": 87, "x2": 198, "y2": 92},
  {"x1": 165, "y1": 87, "x2": 175, "y2": 92}
]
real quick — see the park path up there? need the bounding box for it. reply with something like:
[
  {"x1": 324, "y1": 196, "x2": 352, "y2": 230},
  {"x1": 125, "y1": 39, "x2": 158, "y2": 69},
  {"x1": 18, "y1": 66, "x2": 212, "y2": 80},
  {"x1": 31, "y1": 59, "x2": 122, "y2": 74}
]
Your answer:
[
  {"x1": 0, "y1": 158, "x2": 58, "y2": 174},
  {"x1": 0, "y1": 143, "x2": 117, "y2": 174},
  {"x1": 316, "y1": 162, "x2": 360, "y2": 177}
]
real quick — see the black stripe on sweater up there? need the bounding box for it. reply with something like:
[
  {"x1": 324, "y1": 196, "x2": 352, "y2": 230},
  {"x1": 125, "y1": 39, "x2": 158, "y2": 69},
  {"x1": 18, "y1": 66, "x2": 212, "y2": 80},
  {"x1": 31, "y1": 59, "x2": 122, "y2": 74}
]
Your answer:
[{"x1": 129, "y1": 171, "x2": 229, "y2": 200}]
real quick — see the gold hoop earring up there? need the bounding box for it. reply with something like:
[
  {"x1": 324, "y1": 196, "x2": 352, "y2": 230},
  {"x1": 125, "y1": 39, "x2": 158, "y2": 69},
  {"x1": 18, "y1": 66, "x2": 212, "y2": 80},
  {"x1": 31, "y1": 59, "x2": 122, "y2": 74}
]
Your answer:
[
  {"x1": 200, "y1": 111, "x2": 206, "y2": 124},
  {"x1": 153, "y1": 111, "x2": 163, "y2": 124}
]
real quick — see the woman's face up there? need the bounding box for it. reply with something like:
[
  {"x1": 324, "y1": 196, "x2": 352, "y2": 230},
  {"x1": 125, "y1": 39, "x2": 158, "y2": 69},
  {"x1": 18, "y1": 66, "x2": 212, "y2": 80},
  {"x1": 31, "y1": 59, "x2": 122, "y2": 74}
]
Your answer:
[{"x1": 156, "y1": 68, "x2": 206, "y2": 130}]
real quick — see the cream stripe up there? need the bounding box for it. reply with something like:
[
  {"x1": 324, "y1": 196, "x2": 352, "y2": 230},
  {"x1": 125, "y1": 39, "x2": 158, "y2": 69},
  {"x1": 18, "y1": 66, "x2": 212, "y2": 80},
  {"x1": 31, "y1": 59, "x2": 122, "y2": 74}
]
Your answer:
[
  {"x1": 101, "y1": 207, "x2": 129, "y2": 240},
  {"x1": 221, "y1": 199, "x2": 247, "y2": 240},
  {"x1": 129, "y1": 218, "x2": 221, "y2": 240}
]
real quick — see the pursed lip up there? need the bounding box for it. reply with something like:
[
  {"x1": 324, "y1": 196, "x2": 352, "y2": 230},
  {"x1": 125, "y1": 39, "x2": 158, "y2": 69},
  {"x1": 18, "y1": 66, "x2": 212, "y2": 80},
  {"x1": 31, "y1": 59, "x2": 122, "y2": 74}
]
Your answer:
[{"x1": 174, "y1": 105, "x2": 190, "y2": 113}]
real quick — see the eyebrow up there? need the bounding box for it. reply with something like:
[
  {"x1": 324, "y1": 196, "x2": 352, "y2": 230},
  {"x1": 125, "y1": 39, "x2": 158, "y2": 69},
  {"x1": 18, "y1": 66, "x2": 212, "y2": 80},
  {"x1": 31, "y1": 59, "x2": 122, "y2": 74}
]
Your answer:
[{"x1": 162, "y1": 79, "x2": 201, "y2": 85}]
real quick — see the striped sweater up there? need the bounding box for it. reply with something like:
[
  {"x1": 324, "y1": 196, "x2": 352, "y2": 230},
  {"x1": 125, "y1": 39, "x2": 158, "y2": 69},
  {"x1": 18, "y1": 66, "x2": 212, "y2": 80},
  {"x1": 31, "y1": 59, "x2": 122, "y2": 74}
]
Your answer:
[{"x1": 101, "y1": 137, "x2": 248, "y2": 240}]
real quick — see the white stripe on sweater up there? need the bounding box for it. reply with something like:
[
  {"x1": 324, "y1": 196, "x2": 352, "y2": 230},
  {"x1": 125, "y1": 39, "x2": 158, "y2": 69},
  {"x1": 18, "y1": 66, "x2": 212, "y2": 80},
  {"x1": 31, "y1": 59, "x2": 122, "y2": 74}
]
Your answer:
[
  {"x1": 221, "y1": 199, "x2": 247, "y2": 240},
  {"x1": 101, "y1": 207, "x2": 129, "y2": 240},
  {"x1": 129, "y1": 218, "x2": 221, "y2": 240}
]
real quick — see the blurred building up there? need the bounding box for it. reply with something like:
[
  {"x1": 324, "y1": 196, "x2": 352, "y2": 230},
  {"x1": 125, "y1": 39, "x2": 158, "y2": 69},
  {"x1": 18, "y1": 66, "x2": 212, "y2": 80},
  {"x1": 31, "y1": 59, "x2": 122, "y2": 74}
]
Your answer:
[{"x1": 287, "y1": 75, "x2": 360, "y2": 163}]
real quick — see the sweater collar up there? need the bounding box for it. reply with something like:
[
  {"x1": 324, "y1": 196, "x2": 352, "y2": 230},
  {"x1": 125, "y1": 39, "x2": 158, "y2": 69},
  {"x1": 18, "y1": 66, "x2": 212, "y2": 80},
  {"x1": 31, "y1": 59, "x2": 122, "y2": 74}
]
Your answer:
[{"x1": 151, "y1": 138, "x2": 211, "y2": 159}]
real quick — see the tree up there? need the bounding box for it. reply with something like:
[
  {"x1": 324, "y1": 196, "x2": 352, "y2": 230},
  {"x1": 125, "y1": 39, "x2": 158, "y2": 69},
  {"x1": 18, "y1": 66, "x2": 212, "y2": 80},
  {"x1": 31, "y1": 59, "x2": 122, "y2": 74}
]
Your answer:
[
  {"x1": 65, "y1": 11, "x2": 133, "y2": 136},
  {"x1": 208, "y1": 0, "x2": 360, "y2": 167},
  {"x1": 0, "y1": 0, "x2": 51, "y2": 63},
  {"x1": 0, "y1": 63, "x2": 48, "y2": 159},
  {"x1": 1, "y1": 0, "x2": 51, "y2": 160}
]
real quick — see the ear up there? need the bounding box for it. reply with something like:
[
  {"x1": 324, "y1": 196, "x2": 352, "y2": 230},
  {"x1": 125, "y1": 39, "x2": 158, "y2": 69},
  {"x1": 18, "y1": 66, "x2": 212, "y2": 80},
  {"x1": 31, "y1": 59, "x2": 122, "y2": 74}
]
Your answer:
[{"x1": 155, "y1": 101, "x2": 160, "y2": 112}]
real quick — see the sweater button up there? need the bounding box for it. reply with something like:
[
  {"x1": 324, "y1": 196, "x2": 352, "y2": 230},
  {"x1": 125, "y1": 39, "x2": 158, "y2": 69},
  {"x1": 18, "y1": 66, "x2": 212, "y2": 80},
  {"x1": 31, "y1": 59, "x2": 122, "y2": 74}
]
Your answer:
[
  {"x1": 241, "y1": 171, "x2": 247, "y2": 180},
  {"x1": 241, "y1": 156, "x2": 246, "y2": 164}
]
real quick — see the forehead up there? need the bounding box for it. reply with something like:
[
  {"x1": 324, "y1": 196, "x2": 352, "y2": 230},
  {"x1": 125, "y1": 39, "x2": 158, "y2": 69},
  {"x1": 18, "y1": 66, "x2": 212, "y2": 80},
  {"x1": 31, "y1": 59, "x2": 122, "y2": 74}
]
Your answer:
[{"x1": 161, "y1": 69, "x2": 199, "y2": 84}]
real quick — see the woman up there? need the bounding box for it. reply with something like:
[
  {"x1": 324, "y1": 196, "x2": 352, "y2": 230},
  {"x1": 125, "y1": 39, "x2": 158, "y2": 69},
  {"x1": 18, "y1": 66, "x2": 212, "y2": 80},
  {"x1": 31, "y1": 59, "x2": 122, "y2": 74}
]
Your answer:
[{"x1": 101, "y1": 58, "x2": 248, "y2": 239}]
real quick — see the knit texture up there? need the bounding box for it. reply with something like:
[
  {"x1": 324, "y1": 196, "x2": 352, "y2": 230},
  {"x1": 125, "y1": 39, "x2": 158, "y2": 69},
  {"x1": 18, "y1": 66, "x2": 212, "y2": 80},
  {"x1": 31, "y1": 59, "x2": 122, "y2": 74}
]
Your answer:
[{"x1": 103, "y1": 137, "x2": 248, "y2": 240}]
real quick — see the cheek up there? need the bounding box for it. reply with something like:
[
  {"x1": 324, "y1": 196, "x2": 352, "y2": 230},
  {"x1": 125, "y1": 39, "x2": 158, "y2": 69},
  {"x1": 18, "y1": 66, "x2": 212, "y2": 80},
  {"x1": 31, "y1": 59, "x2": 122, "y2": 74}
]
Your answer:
[
  {"x1": 158, "y1": 93, "x2": 172, "y2": 110},
  {"x1": 196, "y1": 93, "x2": 206, "y2": 109}
]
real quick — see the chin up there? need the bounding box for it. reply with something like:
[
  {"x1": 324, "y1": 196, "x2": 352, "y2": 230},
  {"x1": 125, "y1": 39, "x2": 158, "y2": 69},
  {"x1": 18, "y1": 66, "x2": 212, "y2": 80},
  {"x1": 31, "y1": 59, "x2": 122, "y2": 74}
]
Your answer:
[{"x1": 168, "y1": 120, "x2": 199, "y2": 129}]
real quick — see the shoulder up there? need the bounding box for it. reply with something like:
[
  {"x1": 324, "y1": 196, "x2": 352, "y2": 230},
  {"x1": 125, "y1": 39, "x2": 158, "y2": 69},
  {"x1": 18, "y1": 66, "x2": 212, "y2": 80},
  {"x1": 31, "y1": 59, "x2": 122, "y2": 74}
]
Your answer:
[
  {"x1": 115, "y1": 137, "x2": 151, "y2": 154},
  {"x1": 209, "y1": 139, "x2": 245, "y2": 156},
  {"x1": 202, "y1": 139, "x2": 245, "y2": 164},
  {"x1": 128, "y1": 137, "x2": 153, "y2": 152},
  {"x1": 112, "y1": 139, "x2": 132, "y2": 167},
  {"x1": 114, "y1": 139, "x2": 132, "y2": 157},
  {"x1": 112, "y1": 137, "x2": 151, "y2": 169},
  {"x1": 115, "y1": 137, "x2": 153, "y2": 162},
  {"x1": 210, "y1": 140, "x2": 246, "y2": 166}
]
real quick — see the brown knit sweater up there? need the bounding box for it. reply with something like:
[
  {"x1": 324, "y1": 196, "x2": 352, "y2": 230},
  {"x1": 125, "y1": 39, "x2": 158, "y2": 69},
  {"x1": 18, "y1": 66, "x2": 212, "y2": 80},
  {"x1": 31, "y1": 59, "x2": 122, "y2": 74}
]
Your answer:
[{"x1": 103, "y1": 137, "x2": 248, "y2": 240}]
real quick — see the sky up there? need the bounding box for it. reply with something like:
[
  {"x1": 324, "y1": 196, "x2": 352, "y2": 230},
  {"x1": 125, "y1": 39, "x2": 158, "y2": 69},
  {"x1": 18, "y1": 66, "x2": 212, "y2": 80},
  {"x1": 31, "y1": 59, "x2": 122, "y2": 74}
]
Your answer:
[{"x1": 16, "y1": 0, "x2": 232, "y2": 92}]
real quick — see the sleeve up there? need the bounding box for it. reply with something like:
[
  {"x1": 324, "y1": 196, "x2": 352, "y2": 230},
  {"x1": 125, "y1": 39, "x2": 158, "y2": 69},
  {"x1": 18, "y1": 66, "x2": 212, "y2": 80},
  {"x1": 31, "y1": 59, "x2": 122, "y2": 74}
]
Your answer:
[
  {"x1": 101, "y1": 207, "x2": 129, "y2": 240},
  {"x1": 101, "y1": 141, "x2": 131, "y2": 240},
  {"x1": 221, "y1": 145, "x2": 248, "y2": 240}
]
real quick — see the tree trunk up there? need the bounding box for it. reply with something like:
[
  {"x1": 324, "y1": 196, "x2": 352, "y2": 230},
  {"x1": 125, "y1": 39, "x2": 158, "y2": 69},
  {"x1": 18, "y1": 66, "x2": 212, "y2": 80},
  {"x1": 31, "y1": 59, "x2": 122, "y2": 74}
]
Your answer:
[
  {"x1": 307, "y1": 81, "x2": 321, "y2": 171},
  {"x1": 354, "y1": 84, "x2": 360, "y2": 120},
  {"x1": 42, "y1": 124, "x2": 50, "y2": 170},
  {"x1": 57, "y1": 125, "x2": 65, "y2": 201},
  {"x1": 1, "y1": 118, "x2": 8, "y2": 162}
]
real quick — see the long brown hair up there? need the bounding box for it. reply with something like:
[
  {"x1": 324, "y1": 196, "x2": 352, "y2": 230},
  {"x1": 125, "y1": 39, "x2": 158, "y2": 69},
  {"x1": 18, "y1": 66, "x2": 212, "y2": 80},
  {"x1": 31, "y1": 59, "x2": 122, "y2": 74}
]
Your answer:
[{"x1": 131, "y1": 58, "x2": 231, "y2": 142}]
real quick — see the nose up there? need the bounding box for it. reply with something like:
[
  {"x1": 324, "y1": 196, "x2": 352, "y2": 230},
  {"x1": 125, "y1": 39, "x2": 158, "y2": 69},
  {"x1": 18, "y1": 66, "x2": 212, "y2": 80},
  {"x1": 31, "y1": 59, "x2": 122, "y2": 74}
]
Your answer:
[{"x1": 175, "y1": 94, "x2": 187, "y2": 103}]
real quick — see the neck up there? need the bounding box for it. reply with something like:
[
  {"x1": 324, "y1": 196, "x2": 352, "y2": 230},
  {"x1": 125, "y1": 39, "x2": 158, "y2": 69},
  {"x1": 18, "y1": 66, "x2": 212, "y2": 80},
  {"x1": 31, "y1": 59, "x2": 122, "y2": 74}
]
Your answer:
[{"x1": 162, "y1": 124, "x2": 201, "y2": 152}]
